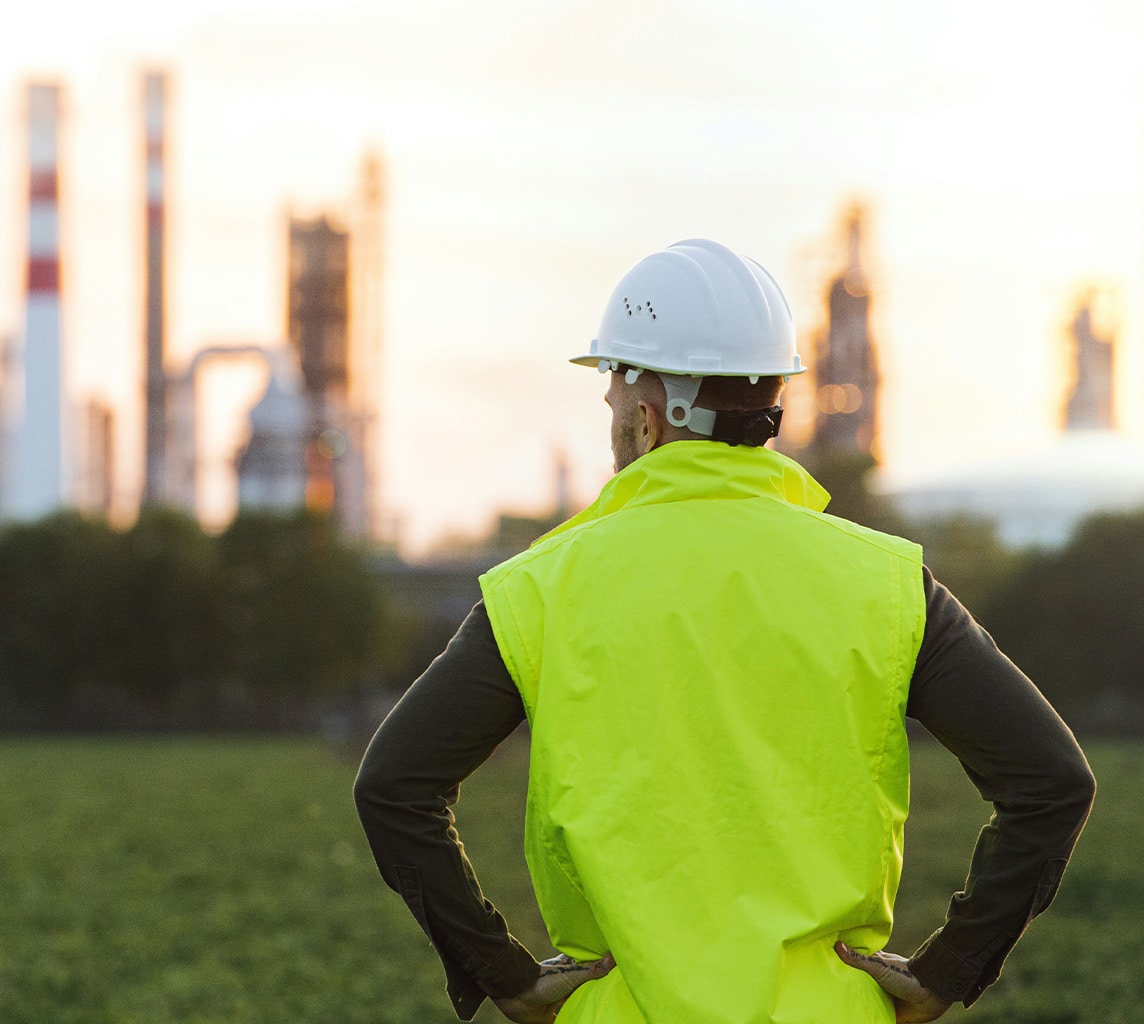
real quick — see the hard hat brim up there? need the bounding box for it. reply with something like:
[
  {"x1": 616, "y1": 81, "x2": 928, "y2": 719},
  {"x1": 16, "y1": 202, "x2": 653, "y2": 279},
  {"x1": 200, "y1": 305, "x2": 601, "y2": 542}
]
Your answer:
[{"x1": 569, "y1": 352, "x2": 807, "y2": 377}]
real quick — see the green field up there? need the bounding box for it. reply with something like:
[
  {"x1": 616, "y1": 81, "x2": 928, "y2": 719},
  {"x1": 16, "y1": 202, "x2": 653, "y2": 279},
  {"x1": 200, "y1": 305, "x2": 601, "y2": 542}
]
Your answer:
[{"x1": 0, "y1": 734, "x2": 1138, "y2": 1023}]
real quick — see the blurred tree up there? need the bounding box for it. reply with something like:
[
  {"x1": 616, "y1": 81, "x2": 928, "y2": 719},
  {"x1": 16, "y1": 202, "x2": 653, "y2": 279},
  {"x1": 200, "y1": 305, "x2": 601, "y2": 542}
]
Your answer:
[
  {"x1": 110, "y1": 507, "x2": 227, "y2": 719},
  {"x1": 0, "y1": 508, "x2": 398, "y2": 732},
  {"x1": 216, "y1": 509, "x2": 391, "y2": 704},
  {"x1": 0, "y1": 512, "x2": 121, "y2": 727},
  {"x1": 978, "y1": 508, "x2": 1144, "y2": 733},
  {"x1": 899, "y1": 514, "x2": 1021, "y2": 617}
]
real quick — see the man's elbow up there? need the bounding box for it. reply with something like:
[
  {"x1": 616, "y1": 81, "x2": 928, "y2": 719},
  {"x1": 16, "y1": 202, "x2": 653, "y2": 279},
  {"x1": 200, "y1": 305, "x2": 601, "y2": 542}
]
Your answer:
[
  {"x1": 1051, "y1": 748, "x2": 1097, "y2": 839},
  {"x1": 352, "y1": 763, "x2": 373, "y2": 819},
  {"x1": 353, "y1": 742, "x2": 399, "y2": 824},
  {"x1": 1070, "y1": 755, "x2": 1097, "y2": 822}
]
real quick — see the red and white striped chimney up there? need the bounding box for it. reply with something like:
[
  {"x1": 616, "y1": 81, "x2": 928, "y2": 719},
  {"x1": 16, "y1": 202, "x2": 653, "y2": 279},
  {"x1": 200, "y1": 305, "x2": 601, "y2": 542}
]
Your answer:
[{"x1": 7, "y1": 82, "x2": 66, "y2": 517}]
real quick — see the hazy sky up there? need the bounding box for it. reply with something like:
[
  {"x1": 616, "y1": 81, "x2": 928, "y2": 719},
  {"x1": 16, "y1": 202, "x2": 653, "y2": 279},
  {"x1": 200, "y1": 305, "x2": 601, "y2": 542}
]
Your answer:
[{"x1": 3, "y1": 0, "x2": 1144, "y2": 553}]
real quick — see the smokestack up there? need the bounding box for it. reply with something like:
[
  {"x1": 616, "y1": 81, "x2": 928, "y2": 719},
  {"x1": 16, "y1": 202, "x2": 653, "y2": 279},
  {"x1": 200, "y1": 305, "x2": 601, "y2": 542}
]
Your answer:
[
  {"x1": 5, "y1": 82, "x2": 66, "y2": 517},
  {"x1": 142, "y1": 71, "x2": 167, "y2": 505}
]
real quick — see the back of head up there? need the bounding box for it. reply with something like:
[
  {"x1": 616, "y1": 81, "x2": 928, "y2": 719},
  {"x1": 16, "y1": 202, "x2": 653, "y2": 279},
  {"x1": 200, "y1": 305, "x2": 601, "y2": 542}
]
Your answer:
[{"x1": 694, "y1": 373, "x2": 785, "y2": 412}]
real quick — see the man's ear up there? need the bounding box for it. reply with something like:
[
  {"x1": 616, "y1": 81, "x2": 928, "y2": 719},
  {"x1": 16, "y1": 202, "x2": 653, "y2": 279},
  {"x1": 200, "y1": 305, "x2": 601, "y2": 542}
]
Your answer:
[{"x1": 638, "y1": 399, "x2": 664, "y2": 453}]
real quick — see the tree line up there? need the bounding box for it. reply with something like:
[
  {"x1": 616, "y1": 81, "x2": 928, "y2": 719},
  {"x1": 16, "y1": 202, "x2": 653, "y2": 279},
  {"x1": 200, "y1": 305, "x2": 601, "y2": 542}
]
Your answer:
[
  {"x1": 0, "y1": 508, "x2": 394, "y2": 732},
  {"x1": 1, "y1": 469, "x2": 1142, "y2": 735}
]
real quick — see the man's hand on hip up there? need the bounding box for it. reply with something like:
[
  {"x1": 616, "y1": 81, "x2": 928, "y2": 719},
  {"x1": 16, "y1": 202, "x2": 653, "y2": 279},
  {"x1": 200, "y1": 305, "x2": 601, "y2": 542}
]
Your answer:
[
  {"x1": 493, "y1": 953, "x2": 615, "y2": 1023},
  {"x1": 835, "y1": 941, "x2": 953, "y2": 1023}
]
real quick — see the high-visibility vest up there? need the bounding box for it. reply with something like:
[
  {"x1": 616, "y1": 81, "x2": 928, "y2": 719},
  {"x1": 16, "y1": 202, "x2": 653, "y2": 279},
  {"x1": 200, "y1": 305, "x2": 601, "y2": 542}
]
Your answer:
[{"x1": 479, "y1": 442, "x2": 925, "y2": 1023}]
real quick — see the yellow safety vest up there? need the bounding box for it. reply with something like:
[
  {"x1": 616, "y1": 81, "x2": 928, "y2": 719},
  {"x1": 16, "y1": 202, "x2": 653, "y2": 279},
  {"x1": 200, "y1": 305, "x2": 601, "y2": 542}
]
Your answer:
[{"x1": 479, "y1": 442, "x2": 925, "y2": 1023}]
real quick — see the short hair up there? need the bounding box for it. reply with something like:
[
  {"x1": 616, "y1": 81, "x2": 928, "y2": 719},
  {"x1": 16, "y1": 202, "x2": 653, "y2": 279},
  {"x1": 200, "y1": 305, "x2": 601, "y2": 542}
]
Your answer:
[{"x1": 694, "y1": 375, "x2": 785, "y2": 411}]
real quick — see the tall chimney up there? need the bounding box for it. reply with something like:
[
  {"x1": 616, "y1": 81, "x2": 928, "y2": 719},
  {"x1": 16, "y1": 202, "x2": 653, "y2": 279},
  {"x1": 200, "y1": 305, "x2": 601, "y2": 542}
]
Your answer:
[
  {"x1": 142, "y1": 71, "x2": 167, "y2": 505},
  {"x1": 6, "y1": 82, "x2": 66, "y2": 517}
]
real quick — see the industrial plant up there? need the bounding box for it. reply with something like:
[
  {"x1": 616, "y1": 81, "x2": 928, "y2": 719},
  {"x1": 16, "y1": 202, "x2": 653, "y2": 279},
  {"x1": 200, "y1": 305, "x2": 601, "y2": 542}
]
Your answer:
[
  {"x1": 0, "y1": 72, "x2": 384, "y2": 540},
  {"x1": 2, "y1": 71, "x2": 1144, "y2": 554}
]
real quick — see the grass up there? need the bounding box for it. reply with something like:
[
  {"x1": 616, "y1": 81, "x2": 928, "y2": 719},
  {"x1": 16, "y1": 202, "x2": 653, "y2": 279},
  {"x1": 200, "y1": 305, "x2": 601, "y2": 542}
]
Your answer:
[
  {"x1": 0, "y1": 737, "x2": 446, "y2": 1024},
  {"x1": 0, "y1": 733, "x2": 1136, "y2": 1023}
]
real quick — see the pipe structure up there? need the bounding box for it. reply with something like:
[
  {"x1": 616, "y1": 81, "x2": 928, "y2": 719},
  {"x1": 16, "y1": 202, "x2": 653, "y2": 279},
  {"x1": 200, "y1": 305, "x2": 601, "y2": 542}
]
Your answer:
[{"x1": 165, "y1": 344, "x2": 299, "y2": 517}]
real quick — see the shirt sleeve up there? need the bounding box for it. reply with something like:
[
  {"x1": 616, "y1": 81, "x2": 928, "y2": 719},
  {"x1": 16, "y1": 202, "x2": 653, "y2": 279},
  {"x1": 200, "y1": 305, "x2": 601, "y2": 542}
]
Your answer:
[
  {"x1": 353, "y1": 600, "x2": 538, "y2": 1021},
  {"x1": 904, "y1": 566, "x2": 1096, "y2": 1007}
]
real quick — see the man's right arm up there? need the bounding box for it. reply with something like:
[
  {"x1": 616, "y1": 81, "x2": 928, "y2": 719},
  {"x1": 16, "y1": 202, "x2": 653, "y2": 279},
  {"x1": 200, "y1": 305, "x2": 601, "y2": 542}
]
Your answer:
[
  {"x1": 902, "y1": 567, "x2": 1096, "y2": 1007},
  {"x1": 353, "y1": 602, "x2": 541, "y2": 1020}
]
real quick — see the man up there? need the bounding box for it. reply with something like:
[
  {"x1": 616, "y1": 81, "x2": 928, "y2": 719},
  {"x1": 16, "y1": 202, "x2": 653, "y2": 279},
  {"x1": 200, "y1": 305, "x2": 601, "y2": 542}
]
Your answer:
[{"x1": 355, "y1": 239, "x2": 1094, "y2": 1023}]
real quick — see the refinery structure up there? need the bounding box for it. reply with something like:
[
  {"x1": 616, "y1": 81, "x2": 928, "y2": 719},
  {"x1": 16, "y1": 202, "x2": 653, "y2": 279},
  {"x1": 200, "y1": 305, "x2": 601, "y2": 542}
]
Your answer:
[
  {"x1": 793, "y1": 204, "x2": 1130, "y2": 451},
  {"x1": 788, "y1": 204, "x2": 1144, "y2": 549},
  {"x1": 806, "y1": 206, "x2": 880, "y2": 461},
  {"x1": 0, "y1": 72, "x2": 384, "y2": 539}
]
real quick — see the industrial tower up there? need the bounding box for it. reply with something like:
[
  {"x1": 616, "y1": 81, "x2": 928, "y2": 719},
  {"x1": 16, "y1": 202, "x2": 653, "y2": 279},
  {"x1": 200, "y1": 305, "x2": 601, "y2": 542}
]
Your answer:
[
  {"x1": 275, "y1": 152, "x2": 385, "y2": 539},
  {"x1": 141, "y1": 71, "x2": 168, "y2": 506},
  {"x1": 286, "y1": 214, "x2": 350, "y2": 521},
  {"x1": 810, "y1": 207, "x2": 880, "y2": 458},
  {"x1": 3, "y1": 82, "x2": 67, "y2": 518},
  {"x1": 1063, "y1": 294, "x2": 1115, "y2": 431},
  {"x1": 352, "y1": 151, "x2": 385, "y2": 536}
]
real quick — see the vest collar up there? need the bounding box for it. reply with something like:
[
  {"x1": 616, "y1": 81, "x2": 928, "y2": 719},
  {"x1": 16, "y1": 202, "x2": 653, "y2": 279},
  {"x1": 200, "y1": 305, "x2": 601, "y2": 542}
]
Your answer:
[{"x1": 538, "y1": 442, "x2": 831, "y2": 545}]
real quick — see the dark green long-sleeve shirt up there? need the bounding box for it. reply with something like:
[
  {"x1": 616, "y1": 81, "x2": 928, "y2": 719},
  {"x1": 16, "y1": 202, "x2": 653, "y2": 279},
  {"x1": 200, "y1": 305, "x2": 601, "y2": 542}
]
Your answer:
[{"x1": 354, "y1": 567, "x2": 1095, "y2": 1020}]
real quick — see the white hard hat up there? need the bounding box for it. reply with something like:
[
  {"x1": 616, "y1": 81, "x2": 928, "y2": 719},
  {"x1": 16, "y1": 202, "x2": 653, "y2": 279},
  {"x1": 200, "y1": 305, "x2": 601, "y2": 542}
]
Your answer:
[{"x1": 571, "y1": 238, "x2": 805, "y2": 379}]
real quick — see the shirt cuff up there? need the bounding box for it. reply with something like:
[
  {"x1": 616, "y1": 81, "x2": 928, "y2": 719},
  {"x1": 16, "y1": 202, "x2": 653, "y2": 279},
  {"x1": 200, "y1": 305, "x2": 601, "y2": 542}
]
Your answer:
[
  {"x1": 445, "y1": 937, "x2": 541, "y2": 1020},
  {"x1": 909, "y1": 928, "x2": 1010, "y2": 1007},
  {"x1": 474, "y1": 941, "x2": 543, "y2": 999}
]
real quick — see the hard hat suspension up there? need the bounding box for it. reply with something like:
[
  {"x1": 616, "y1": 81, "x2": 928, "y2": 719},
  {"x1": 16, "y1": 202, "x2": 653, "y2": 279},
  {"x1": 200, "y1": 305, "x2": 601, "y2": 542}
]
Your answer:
[
  {"x1": 597, "y1": 359, "x2": 647, "y2": 387},
  {"x1": 659, "y1": 373, "x2": 703, "y2": 428},
  {"x1": 606, "y1": 361, "x2": 783, "y2": 445}
]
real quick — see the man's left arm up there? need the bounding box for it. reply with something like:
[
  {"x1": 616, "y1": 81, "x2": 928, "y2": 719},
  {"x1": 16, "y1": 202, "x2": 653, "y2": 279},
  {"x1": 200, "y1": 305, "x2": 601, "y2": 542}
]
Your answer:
[
  {"x1": 899, "y1": 568, "x2": 1096, "y2": 1006},
  {"x1": 838, "y1": 568, "x2": 1094, "y2": 1019}
]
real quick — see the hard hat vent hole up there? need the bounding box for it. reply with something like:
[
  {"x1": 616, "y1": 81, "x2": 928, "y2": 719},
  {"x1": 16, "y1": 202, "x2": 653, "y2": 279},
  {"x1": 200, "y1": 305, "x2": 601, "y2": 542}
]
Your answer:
[{"x1": 622, "y1": 297, "x2": 656, "y2": 319}]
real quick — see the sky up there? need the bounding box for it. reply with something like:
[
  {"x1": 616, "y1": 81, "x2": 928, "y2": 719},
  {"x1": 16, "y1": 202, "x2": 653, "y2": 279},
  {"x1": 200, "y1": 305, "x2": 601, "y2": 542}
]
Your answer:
[{"x1": 3, "y1": 0, "x2": 1144, "y2": 554}]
